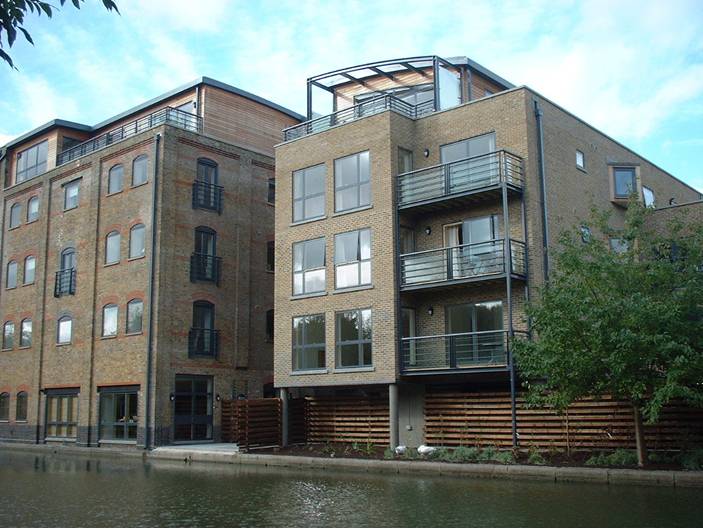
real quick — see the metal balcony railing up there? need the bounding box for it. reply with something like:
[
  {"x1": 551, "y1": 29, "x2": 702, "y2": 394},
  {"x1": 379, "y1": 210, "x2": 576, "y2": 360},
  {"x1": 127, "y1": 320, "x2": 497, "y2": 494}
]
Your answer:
[
  {"x1": 401, "y1": 330, "x2": 509, "y2": 372},
  {"x1": 190, "y1": 253, "x2": 222, "y2": 285},
  {"x1": 57, "y1": 107, "x2": 202, "y2": 166},
  {"x1": 54, "y1": 268, "x2": 76, "y2": 297},
  {"x1": 283, "y1": 94, "x2": 435, "y2": 141},
  {"x1": 192, "y1": 181, "x2": 224, "y2": 213},
  {"x1": 397, "y1": 150, "x2": 524, "y2": 208},
  {"x1": 188, "y1": 328, "x2": 220, "y2": 358},
  {"x1": 400, "y1": 239, "x2": 526, "y2": 288}
]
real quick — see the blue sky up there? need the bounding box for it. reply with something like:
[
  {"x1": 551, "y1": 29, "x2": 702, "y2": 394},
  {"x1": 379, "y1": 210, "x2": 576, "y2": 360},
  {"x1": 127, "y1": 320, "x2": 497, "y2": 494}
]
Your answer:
[{"x1": 1, "y1": 0, "x2": 702, "y2": 191}]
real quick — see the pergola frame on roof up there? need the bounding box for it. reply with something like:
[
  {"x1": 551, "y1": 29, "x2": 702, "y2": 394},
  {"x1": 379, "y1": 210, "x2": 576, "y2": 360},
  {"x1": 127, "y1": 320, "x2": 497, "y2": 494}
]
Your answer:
[{"x1": 306, "y1": 55, "x2": 457, "y2": 120}]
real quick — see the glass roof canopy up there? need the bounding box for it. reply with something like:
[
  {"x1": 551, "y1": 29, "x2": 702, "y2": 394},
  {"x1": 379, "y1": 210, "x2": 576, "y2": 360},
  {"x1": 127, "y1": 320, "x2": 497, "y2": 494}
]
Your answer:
[{"x1": 306, "y1": 55, "x2": 459, "y2": 119}]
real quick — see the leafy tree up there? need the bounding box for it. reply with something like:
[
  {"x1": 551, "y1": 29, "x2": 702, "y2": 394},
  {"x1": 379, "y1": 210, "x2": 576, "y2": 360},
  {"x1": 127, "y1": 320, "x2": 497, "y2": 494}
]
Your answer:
[
  {"x1": 1, "y1": 0, "x2": 118, "y2": 68},
  {"x1": 513, "y1": 201, "x2": 703, "y2": 466}
]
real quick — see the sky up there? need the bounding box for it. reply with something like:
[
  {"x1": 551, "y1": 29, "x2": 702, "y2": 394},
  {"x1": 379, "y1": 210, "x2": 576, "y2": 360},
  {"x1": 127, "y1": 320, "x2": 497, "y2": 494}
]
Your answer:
[{"x1": 1, "y1": 0, "x2": 702, "y2": 191}]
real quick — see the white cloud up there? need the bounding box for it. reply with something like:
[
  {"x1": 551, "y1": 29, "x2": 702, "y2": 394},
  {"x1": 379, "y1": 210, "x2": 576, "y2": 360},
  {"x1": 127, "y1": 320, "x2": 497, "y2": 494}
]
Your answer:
[
  {"x1": 11, "y1": 73, "x2": 80, "y2": 126},
  {"x1": 122, "y1": 0, "x2": 234, "y2": 32}
]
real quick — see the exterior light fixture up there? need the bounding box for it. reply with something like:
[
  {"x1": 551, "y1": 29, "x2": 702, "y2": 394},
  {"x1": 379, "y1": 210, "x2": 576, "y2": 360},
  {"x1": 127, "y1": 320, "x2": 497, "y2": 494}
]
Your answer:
[
  {"x1": 169, "y1": 393, "x2": 175, "y2": 402},
  {"x1": 423, "y1": 148, "x2": 430, "y2": 158},
  {"x1": 425, "y1": 226, "x2": 431, "y2": 235},
  {"x1": 427, "y1": 306, "x2": 434, "y2": 316},
  {"x1": 215, "y1": 394, "x2": 221, "y2": 402}
]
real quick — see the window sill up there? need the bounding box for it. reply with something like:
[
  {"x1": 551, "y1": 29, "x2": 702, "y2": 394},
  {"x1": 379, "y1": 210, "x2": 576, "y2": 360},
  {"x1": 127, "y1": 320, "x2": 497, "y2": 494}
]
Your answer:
[
  {"x1": 56, "y1": 342, "x2": 72, "y2": 347},
  {"x1": 290, "y1": 215, "x2": 327, "y2": 227},
  {"x1": 63, "y1": 206, "x2": 79, "y2": 212},
  {"x1": 131, "y1": 181, "x2": 148, "y2": 189},
  {"x1": 127, "y1": 255, "x2": 146, "y2": 262},
  {"x1": 99, "y1": 439, "x2": 137, "y2": 445},
  {"x1": 290, "y1": 291, "x2": 327, "y2": 300},
  {"x1": 45, "y1": 437, "x2": 77, "y2": 442},
  {"x1": 1, "y1": 348, "x2": 12, "y2": 352},
  {"x1": 18, "y1": 346, "x2": 31, "y2": 350},
  {"x1": 333, "y1": 366, "x2": 375, "y2": 373},
  {"x1": 106, "y1": 190, "x2": 124, "y2": 197},
  {"x1": 104, "y1": 261, "x2": 120, "y2": 268},
  {"x1": 26, "y1": 219, "x2": 39, "y2": 225},
  {"x1": 100, "y1": 335, "x2": 117, "y2": 340},
  {"x1": 266, "y1": 269, "x2": 275, "y2": 274},
  {"x1": 22, "y1": 281, "x2": 35, "y2": 286},
  {"x1": 290, "y1": 369, "x2": 328, "y2": 376},
  {"x1": 333, "y1": 204, "x2": 372, "y2": 217},
  {"x1": 15, "y1": 420, "x2": 28, "y2": 423},
  {"x1": 576, "y1": 166, "x2": 588, "y2": 174},
  {"x1": 333, "y1": 284, "x2": 373, "y2": 294},
  {"x1": 266, "y1": 201, "x2": 275, "y2": 207},
  {"x1": 7, "y1": 225, "x2": 20, "y2": 231},
  {"x1": 125, "y1": 331, "x2": 144, "y2": 337},
  {"x1": 5, "y1": 286, "x2": 17, "y2": 291}
]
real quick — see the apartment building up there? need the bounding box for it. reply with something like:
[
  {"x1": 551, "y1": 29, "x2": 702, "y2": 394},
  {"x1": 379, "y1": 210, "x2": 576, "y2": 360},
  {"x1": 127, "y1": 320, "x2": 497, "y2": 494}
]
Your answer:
[
  {"x1": 0, "y1": 77, "x2": 303, "y2": 447},
  {"x1": 273, "y1": 56, "x2": 702, "y2": 448}
]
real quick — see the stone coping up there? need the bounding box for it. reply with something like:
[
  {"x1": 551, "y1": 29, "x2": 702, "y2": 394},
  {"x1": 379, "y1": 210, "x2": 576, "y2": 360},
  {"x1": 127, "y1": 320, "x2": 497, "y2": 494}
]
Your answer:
[{"x1": 2, "y1": 442, "x2": 702, "y2": 488}]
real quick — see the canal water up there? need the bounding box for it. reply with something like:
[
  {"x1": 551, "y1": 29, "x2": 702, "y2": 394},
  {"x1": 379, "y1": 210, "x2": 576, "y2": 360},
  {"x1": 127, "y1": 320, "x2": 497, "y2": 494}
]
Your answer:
[{"x1": 0, "y1": 450, "x2": 701, "y2": 527}]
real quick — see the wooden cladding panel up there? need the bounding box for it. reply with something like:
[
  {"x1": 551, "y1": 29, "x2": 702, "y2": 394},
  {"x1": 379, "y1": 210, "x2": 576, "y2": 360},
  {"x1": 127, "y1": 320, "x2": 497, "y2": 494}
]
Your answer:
[
  {"x1": 425, "y1": 392, "x2": 703, "y2": 450},
  {"x1": 471, "y1": 73, "x2": 504, "y2": 99},
  {"x1": 221, "y1": 398, "x2": 282, "y2": 448},
  {"x1": 305, "y1": 395, "x2": 390, "y2": 445}
]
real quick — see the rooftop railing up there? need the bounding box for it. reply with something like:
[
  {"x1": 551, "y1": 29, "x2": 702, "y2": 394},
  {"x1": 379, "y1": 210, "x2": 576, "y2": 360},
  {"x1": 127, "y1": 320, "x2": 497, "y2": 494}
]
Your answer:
[
  {"x1": 400, "y1": 239, "x2": 526, "y2": 288},
  {"x1": 56, "y1": 107, "x2": 202, "y2": 166},
  {"x1": 397, "y1": 150, "x2": 524, "y2": 208},
  {"x1": 283, "y1": 94, "x2": 435, "y2": 141}
]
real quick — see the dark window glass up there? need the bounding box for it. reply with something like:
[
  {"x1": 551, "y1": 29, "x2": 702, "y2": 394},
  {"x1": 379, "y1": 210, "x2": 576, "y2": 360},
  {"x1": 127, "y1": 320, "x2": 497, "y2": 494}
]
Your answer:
[
  {"x1": 267, "y1": 177, "x2": 275, "y2": 204},
  {"x1": 193, "y1": 301, "x2": 214, "y2": 329},
  {"x1": 293, "y1": 164, "x2": 326, "y2": 222},
  {"x1": 334, "y1": 151, "x2": 370, "y2": 212},
  {"x1": 20, "y1": 318, "x2": 31, "y2": 347},
  {"x1": 614, "y1": 167, "x2": 636, "y2": 198},
  {"x1": 336, "y1": 309, "x2": 372, "y2": 368},
  {"x1": 27, "y1": 196, "x2": 39, "y2": 222},
  {"x1": 293, "y1": 237, "x2": 325, "y2": 295},
  {"x1": 292, "y1": 314, "x2": 325, "y2": 370},
  {"x1": 196, "y1": 158, "x2": 218, "y2": 185},
  {"x1": 16, "y1": 392, "x2": 28, "y2": 421},
  {"x1": 126, "y1": 299, "x2": 143, "y2": 334},
  {"x1": 9, "y1": 203, "x2": 21, "y2": 228},
  {"x1": 194, "y1": 226, "x2": 216, "y2": 256},
  {"x1": 266, "y1": 309, "x2": 274, "y2": 342},
  {"x1": 267, "y1": 241, "x2": 275, "y2": 272},
  {"x1": 0, "y1": 393, "x2": 8, "y2": 421},
  {"x1": 16, "y1": 140, "x2": 48, "y2": 183},
  {"x1": 108, "y1": 164, "x2": 124, "y2": 194},
  {"x1": 99, "y1": 390, "x2": 138, "y2": 441},
  {"x1": 132, "y1": 155, "x2": 148, "y2": 186},
  {"x1": 398, "y1": 148, "x2": 413, "y2": 174}
]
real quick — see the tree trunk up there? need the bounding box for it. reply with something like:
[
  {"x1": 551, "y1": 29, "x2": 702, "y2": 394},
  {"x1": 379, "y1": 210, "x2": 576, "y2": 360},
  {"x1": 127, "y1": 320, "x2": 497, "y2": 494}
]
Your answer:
[{"x1": 632, "y1": 404, "x2": 647, "y2": 467}]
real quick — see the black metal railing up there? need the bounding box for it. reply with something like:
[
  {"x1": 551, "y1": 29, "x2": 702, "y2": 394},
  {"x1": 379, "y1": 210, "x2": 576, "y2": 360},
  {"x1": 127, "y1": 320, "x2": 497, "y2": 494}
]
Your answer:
[
  {"x1": 397, "y1": 150, "x2": 524, "y2": 207},
  {"x1": 188, "y1": 328, "x2": 220, "y2": 358},
  {"x1": 400, "y1": 239, "x2": 526, "y2": 288},
  {"x1": 401, "y1": 330, "x2": 509, "y2": 372},
  {"x1": 54, "y1": 268, "x2": 76, "y2": 297},
  {"x1": 192, "y1": 181, "x2": 224, "y2": 213},
  {"x1": 57, "y1": 107, "x2": 202, "y2": 165},
  {"x1": 283, "y1": 94, "x2": 435, "y2": 141},
  {"x1": 190, "y1": 253, "x2": 222, "y2": 285}
]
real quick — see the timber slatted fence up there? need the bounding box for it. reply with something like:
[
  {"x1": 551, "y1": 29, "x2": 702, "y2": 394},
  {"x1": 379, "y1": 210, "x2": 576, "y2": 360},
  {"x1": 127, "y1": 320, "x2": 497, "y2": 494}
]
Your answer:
[
  {"x1": 221, "y1": 398, "x2": 281, "y2": 449},
  {"x1": 425, "y1": 391, "x2": 703, "y2": 451},
  {"x1": 305, "y1": 395, "x2": 390, "y2": 445}
]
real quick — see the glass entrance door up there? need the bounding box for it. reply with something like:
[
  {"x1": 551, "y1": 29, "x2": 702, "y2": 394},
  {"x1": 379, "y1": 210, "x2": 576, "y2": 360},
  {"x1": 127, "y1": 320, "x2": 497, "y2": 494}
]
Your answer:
[{"x1": 173, "y1": 375, "x2": 213, "y2": 442}]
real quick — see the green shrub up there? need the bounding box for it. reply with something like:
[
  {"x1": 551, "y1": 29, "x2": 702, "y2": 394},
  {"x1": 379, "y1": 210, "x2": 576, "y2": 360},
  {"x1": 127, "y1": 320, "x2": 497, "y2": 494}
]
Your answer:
[
  {"x1": 527, "y1": 447, "x2": 547, "y2": 466},
  {"x1": 450, "y1": 446, "x2": 479, "y2": 463},
  {"x1": 495, "y1": 451, "x2": 515, "y2": 465},
  {"x1": 429, "y1": 447, "x2": 452, "y2": 461},
  {"x1": 383, "y1": 447, "x2": 395, "y2": 460},
  {"x1": 680, "y1": 448, "x2": 703, "y2": 470},
  {"x1": 585, "y1": 450, "x2": 637, "y2": 467},
  {"x1": 478, "y1": 446, "x2": 498, "y2": 462}
]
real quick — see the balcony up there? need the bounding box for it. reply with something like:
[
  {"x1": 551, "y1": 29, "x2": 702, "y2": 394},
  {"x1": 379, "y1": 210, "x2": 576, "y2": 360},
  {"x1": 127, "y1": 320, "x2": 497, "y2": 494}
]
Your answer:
[
  {"x1": 400, "y1": 330, "x2": 509, "y2": 374},
  {"x1": 188, "y1": 328, "x2": 220, "y2": 358},
  {"x1": 57, "y1": 107, "x2": 202, "y2": 166},
  {"x1": 283, "y1": 94, "x2": 434, "y2": 141},
  {"x1": 190, "y1": 253, "x2": 222, "y2": 285},
  {"x1": 192, "y1": 181, "x2": 224, "y2": 213},
  {"x1": 54, "y1": 269, "x2": 76, "y2": 297},
  {"x1": 397, "y1": 151, "x2": 523, "y2": 211},
  {"x1": 400, "y1": 239, "x2": 526, "y2": 290}
]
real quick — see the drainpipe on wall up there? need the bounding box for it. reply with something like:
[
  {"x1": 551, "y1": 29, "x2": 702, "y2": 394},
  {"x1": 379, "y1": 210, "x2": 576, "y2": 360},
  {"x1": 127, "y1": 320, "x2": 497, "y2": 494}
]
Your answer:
[
  {"x1": 533, "y1": 100, "x2": 550, "y2": 282},
  {"x1": 144, "y1": 132, "x2": 161, "y2": 449}
]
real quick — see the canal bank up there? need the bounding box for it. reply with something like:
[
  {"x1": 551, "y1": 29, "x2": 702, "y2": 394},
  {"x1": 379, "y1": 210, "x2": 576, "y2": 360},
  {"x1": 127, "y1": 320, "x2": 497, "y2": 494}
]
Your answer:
[{"x1": 2, "y1": 442, "x2": 702, "y2": 488}]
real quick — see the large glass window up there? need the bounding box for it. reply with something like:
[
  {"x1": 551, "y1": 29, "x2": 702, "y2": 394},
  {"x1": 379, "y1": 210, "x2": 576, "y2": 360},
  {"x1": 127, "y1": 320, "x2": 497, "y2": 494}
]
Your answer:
[
  {"x1": 334, "y1": 151, "x2": 370, "y2": 212},
  {"x1": 293, "y1": 237, "x2": 325, "y2": 295},
  {"x1": 9, "y1": 203, "x2": 21, "y2": 228},
  {"x1": 99, "y1": 389, "x2": 138, "y2": 441},
  {"x1": 398, "y1": 148, "x2": 413, "y2": 174},
  {"x1": 102, "y1": 304, "x2": 118, "y2": 337},
  {"x1": 334, "y1": 229, "x2": 371, "y2": 289},
  {"x1": 57, "y1": 316, "x2": 72, "y2": 344},
  {"x1": 16, "y1": 392, "x2": 28, "y2": 421},
  {"x1": 614, "y1": 167, "x2": 636, "y2": 198},
  {"x1": 132, "y1": 155, "x2": 148, "y2": 186},
  {"x1": 0, "y1": 393, "x2": 8, "y2": 421},
  {"x1": 441, "y1": 133, "x2": 496, "y2": 164},
  {"x1": 266, "y1": 309, "x2": 274, "y2": 342},
  {"x1": 46, "y1": 393, "x2": 78, "y2": 438},
  {"x1": 126, "y1": 299, "x2": 143, "y2": 334},
  {"x1": 24, "y1": 256, "x2": 36, "y2": 284},
  {"x1": 64, "y1": 180, "x2": 80, "y2": 210},
  {"x1": 105, "y1": 231, "x2": 121, "y2": 264},
  {"x1": 20, "y1": 318, "x2": 31, "y2": 347},
  {"x1": 292, "y1": 314, "x2": 325, "y2": 371},
  {"x1": 447, "y1": 301, "x2": 504, "y2": 366},
  {"x1": 16, "y1": 140, "x2": 48, "y2": 183},
  {"x1": 27, "y1": 196, "x2": 39, "y2": 222},
  {"x1": 197, "y1": 158, "x2": 218, "y2": 185},
  {"x1": 6, "y1": 260, "x2": 17, "y2": 288},
  {"x1": 293, "y1": 164, "x2": 326, "y2": 222},
  {"x1": 129, "y1": 224, "x2": 146, "y2": 258},
  {"x1": 643, "y1": 186, "x2": 655, "y2": 208},
  {"x1": 336, "y1": 309, "x2": 372, "y2": 368},
  {"x1": 108, "y1": 164, "x2": 124, "y2": 194},
  {"x1": 3, "y1": 321, "x2": 14, "y2": 349}
]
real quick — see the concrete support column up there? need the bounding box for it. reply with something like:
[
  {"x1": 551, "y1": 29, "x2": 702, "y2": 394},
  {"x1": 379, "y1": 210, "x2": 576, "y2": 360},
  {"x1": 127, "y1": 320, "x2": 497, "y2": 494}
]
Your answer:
[
  {"x1": 279, "y1": 388, "x2": 289, "y2": 447},
  {"x1": 389, "y1": 383, "x2": 399, "y2": 449}
]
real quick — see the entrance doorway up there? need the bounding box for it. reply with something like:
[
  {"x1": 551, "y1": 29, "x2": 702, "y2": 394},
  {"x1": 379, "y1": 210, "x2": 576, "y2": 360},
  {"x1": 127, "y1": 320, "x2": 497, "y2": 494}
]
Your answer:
[{"x1": 173, "y1": 375, "x2": 213, "y2": 442}]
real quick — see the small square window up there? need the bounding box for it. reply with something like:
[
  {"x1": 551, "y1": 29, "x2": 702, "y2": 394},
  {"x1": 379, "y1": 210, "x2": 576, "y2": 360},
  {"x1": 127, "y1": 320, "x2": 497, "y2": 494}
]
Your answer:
[
  {"x1": 576, "y1": 150, "x2": 585, "y2": 170},
  {"x1": 64, "y1": 180, "x2": 80, "y2": 210},
  {"x1": 613, "y1": 167, "x2": 636, "y2": 199}
]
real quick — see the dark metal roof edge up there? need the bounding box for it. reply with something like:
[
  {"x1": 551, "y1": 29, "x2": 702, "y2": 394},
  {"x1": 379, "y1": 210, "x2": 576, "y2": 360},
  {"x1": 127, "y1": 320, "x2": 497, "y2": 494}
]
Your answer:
[
  {"x1": 2, "y1": 77, "x2": 304, "y2": 151},
  {"x1": 451, "y1": 56, "x2": 515, "y2": 89}
]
